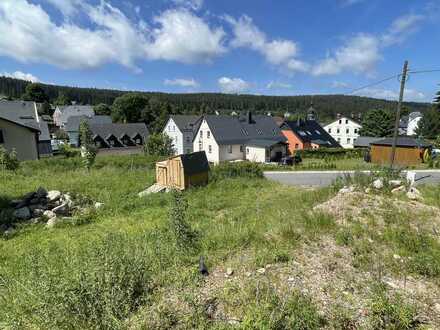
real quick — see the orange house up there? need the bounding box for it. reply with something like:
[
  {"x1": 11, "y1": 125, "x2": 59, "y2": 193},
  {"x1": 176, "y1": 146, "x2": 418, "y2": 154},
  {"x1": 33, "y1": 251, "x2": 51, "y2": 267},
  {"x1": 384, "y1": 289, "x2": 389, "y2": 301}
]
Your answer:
[{"x1": 280, "y1": 120, "x2": 341, "y2": 154}]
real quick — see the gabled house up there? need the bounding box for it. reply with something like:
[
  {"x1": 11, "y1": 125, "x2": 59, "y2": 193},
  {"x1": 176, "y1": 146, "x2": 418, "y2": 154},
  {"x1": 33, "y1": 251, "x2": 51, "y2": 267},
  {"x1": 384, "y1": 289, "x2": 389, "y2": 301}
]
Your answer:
[
  {"x1": 280, "y1": 119, "x2": 340, "y2": 154},
  {"x1": 53, "y1": 104, "x2": 94, "y2": 128},
  {"x1": 0, "y1": 100, "x2": 52, "y2": 158},
  {"x1": 193, "y1": 113, "x2": 287, "y2": 164},
  {"x1": 65, "y1": 115, "x2": 112, "y2": 146},
  {"x1": 90, "y1": 123, "x2": 149, "y2": 149},
  {"x1": 324, "y1": 116, "x2": 362, "y2": 149},
  {"x1": 163, "y1": 115, "x2": 202, "y2": 155}
]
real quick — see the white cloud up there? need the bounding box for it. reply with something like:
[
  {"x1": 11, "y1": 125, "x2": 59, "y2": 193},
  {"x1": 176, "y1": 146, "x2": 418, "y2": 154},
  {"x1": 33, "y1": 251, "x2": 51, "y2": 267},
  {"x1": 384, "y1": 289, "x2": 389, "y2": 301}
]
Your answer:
[
  {"x1": 164, "y1": 78, "x2": 199, "y2": 88},
  {"x1": 331, "y1": 81, "x2": 349, "y2": 88},
  {"x1": 0, "y1": 1, "x2": 225, "y2": 70},
  {"x1": 267, "y1": 81, "x2": 292, "y2": 89},
  {"x1": 355, "y1": 88, "x2": 427, "y2": 102},
  {"x1": 218, "y1": 77, "x2": 250, "y2": 94},
  {"x1": 44, "y1": 0, "x2": 82, "y2": 16},
  {"x1": 171, "y1": 0, "x2": 203, "y2": 11},
  {"x1": 147, "y1": 9, "x2": 226, "y2": 63},
  {"x1": 226, "y1": 15, "x2": 308, "y2": 73},
  {"x1": 2, "y1": 71, "x2": 39, "y2": 82},
  {"x1": 312, "y1": 34, "x2": 381, "y2": 76},
  {"x1": 381, "y1": 14, "x2": 425, "y2": 46}
]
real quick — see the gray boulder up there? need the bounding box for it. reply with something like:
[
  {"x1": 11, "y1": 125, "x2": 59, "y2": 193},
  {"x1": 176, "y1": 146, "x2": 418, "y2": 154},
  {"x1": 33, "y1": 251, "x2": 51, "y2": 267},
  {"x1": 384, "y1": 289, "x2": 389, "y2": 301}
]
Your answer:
[
  {"x1": 372, "y1": 179, "x2": 384, "y2": 189},
  {"x1": 13, "y1": 207, "x2": 31, "y2": 220}
]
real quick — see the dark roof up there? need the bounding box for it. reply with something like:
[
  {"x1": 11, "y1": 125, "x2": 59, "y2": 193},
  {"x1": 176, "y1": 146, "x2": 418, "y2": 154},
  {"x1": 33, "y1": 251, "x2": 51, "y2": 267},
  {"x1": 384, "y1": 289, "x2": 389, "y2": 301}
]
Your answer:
[
  {"x1": 354, "y1": 136, "x2": 383, "y2": 148},
  {"x1": 65, "y1": 115, "x2": 112, "y2": 132},
  {"x1": 282, "y1": 120, "x2": 341, "y2": 148},
  {"x1": 0, "y1": 100, "x2": 45, "y2": 134},
  {"x1": 247, "y1": 139, "x2": 287, "y2": 148},
  {"x1": 90, "y1": 123, "x2": 149, "y2": 140},
  {"x1": 371, "y1": 137, "x2": 431, "y2": 148},
  {"x1": 170, "y1": 115, "x2": 202, "y2": 132},
  {"x1": 179, "y1": 151, "x2": 210, "y2": 175},
  {"x1": 203, "y1": 114, "x2": 287, "y2": 145}
]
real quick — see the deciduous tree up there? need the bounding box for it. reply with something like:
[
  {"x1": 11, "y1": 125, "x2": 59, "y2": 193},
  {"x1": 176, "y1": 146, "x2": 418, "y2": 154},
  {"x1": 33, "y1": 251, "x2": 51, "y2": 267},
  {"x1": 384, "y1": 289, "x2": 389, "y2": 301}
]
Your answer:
[
  {"x1": 144, "y1": 133, "x2": 175, "y2": 156},
  {"x1": 416, "y1": 107, "x2": 440, "y2": 139},
  {"x1": 111, "y1": 93, "x2": 148, "y2": 123}
]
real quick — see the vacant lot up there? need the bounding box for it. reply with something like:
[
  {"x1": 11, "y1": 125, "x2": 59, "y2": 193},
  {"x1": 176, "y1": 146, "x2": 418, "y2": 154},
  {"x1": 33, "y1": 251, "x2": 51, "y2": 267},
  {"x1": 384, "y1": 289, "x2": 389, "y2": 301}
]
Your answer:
[{"x1": 1, "y1": 155, "x2": 440, "y2": 329}]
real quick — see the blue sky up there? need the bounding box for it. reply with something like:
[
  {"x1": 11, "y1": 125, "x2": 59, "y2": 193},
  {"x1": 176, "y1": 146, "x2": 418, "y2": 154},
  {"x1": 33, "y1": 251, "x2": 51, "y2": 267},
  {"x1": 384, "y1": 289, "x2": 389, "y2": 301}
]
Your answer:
[{"x1": 0, "y1": 0, "x2": 439, "y2": 102}]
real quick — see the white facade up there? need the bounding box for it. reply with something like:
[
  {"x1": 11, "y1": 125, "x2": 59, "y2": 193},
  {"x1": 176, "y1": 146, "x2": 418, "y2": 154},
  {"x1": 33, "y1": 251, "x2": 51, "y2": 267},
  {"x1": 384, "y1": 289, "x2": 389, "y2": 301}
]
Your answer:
[
  {"x1": 324, "y1": 117, "x2": 361, "y2": 149},
  {"x1": 407, "y1": 116, "x2": 422, "y2": 136},
  {"x1": 163, "y1": 118, "x2": 195, "y2": 155},
  {"x1": 193, "y1": 119, "x2": 243, "y2": 164}
]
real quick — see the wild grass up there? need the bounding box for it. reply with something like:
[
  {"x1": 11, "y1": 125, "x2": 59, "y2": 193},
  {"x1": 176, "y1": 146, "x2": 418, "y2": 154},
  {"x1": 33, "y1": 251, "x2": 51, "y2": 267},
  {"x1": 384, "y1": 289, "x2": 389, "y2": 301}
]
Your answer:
[{"x1": 0, "y1": 155, "x2": 439, "y2": 328}]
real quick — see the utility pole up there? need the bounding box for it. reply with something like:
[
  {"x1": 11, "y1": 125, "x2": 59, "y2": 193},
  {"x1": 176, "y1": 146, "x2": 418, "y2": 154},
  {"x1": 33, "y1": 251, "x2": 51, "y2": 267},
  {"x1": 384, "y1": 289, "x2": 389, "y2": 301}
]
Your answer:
[{"x1": 390, "y1": 60, "x2": 409, "y2": 168}]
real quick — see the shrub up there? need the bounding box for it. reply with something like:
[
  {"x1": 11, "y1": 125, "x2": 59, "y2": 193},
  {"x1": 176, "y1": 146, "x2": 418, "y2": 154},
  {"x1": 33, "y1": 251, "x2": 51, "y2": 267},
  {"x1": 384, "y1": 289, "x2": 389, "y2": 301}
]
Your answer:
[
  {"x1": 144, "y1": 133, "x2": 175, "y2": 157},
  {"x1": 169, "y1": 190, "x2": 198, "y2": 250},
  {"x1": 0, "y1": 146, "x2": 19, "y2": 171},
  {"x1": 210, "y1": 161, "x2": 264, "y2": 181},
  {"x1": 59, "y1": 144, "x2": 80, "y2": 158},
  {"x1": 297, "y1": 148, "x2": 364, "y2": 160}
]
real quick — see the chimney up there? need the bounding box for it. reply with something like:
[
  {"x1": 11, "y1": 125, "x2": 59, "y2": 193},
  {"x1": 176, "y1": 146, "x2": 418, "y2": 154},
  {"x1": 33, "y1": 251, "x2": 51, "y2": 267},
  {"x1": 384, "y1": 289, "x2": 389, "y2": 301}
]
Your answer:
[
  {"x1": 247, "y1": 111, "x2": 253, "y2": 124},
  {"x1": 351, "y1": 112, "x2": 355, "y2": 118},
  {"x1": 336, "y1": 113, "x2": 341, "y2": 119}
]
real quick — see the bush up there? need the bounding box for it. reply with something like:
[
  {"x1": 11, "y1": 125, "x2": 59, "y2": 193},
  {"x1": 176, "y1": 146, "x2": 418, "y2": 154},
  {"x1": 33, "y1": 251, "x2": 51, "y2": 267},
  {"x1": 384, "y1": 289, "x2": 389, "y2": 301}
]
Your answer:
[
  {"x1": 59, "y1": 144, "x2": 80, "y2": 158},
  {"x1": 297, "y1": 148, "x2": 364, "y2": 160},
  {"x1": 144, "y1": 133, "x2": 175, "y2": 157},
  {"x1": 210, "y1": 161, "x2": 264, "y2": 181},
  {"x1": 169, "y1": 190, "x2": 198, "y2": 250},
  {"x1": 0, "y1": 146, "x2": 19, "y2": 171}
]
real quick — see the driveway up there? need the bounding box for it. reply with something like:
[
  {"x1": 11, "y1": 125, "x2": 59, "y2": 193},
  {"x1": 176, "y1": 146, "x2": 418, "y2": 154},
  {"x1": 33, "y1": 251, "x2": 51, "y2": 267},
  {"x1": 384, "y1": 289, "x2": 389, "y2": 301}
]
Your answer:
[{"x1": 264, "y1": 170, "x2": 440, "y2": 187}]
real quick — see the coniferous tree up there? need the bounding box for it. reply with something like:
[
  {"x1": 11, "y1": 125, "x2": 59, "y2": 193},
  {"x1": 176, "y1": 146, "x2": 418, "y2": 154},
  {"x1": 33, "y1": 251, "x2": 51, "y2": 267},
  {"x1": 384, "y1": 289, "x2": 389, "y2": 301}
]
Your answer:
[
  {"x1": 416, "y1": 107, "x2": 440, "y2": 139},
  {"x1": 359, "y1": 109, "x2": 395, "y2": 137}
]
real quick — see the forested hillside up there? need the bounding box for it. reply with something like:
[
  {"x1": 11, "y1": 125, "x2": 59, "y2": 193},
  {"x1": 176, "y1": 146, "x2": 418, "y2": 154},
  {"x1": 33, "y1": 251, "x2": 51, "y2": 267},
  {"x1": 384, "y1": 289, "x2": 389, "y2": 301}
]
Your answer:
[{"x1": 0, "y1": 76, "x2": 431, "y2": 122}]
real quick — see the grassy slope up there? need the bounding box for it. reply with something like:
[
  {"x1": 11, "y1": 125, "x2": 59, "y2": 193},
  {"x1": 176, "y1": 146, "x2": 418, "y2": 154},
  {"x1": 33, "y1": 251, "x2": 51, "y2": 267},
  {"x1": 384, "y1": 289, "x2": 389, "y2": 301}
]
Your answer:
[{"x1": 1, "y1": 155, "x2": 440, "y2": 329}]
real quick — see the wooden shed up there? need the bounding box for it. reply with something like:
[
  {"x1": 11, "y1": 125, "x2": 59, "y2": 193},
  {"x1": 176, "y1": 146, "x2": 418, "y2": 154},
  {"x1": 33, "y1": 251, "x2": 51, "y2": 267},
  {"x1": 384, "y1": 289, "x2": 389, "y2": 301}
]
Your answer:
[
  {"x1": 370, "y1": 137, "x2": 431, "y2": 166},
  {"x1": 156, "y1": 151, "x2": 210, "y2": 190}
]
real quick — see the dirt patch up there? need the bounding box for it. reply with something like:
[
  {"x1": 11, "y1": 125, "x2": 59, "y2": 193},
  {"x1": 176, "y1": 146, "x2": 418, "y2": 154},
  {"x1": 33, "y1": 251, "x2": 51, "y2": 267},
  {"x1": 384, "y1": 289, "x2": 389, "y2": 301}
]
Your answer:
[{"x1": 314, "y1": 191, "x2": 440, "y2": 232}]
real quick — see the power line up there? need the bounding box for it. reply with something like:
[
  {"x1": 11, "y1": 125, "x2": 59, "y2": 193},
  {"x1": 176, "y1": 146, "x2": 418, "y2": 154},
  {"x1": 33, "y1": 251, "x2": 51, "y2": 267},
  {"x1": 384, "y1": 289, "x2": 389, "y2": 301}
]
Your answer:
[
  {"x1": 408, "y1": 69, "x2": 440, "y2": 74},
  {"x1": 347, "y1": 74, "x2": 400, "y2": 95}
]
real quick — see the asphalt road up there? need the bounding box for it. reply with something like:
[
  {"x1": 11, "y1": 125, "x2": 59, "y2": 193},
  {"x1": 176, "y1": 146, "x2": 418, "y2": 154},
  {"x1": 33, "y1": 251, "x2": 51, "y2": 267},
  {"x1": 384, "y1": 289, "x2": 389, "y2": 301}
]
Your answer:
[{"x1": 264, "y1": 170, "x2": 440, "y2": 187}]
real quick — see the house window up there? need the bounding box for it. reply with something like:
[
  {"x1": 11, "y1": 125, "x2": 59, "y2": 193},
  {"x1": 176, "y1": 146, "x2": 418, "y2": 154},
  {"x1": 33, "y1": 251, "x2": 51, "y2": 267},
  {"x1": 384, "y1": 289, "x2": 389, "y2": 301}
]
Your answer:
[
  {"x1": 0, "y1": 130, "x2": 3, "y2": 144},
  {"x1": 240, "y1": 145, "x2": 243, "y2": 152},
  {"x1": 186, "y1": 136, "x2": 190, "y2": 143},
  {"x1": 336, "y1": 128, "x2": 340, "y2": 134},
  {"x1": 346, "y1": 119, "x2": 349, "y2": 124},
  {"x1": 208, "y1": 145, "x2": 212, "y2": 153},
  {"x1": 295, "y1": 143, "x2": 299, "y2": 149},
  {"x1": 347, "y1": 138, "x2": 351, "y2": 144},
  {"x1": 246, "y1": 148, "x2": 249, "y2": 155},
  {"x1": 199, "y1": 141, "x2": 202, "y2": 151},
  {"x1": 337, "y1": 138, "x2": 341, "y2": 142},
  {"x1": 207, "y1": 131, "x2": 210, "y2": 138},
  {"x1": 346, "y1": 128, "x2": 349, "y2": 134},
  {"x1": 328, "y1": 128, "x2": 332, "y2": 133},
  {"x1": 228, "y1": 145, "x2": 232, "y2": 153},
  {"x1": 354, "y1": 129, "x2": 358, "y2": 134},
  {"x1": 200, "y1": 131, "x2": 203, "y2": 138},
  {"x1": 339, "y1": 119, "x2": 342, "y2": 124}
]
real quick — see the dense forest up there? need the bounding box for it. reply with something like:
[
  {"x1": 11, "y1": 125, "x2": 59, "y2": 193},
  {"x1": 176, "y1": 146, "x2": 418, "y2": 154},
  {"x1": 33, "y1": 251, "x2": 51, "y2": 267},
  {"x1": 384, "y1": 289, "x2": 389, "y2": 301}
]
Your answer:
[{"x1": 0, "y1": 76, "x2": 431, "y2": 123}]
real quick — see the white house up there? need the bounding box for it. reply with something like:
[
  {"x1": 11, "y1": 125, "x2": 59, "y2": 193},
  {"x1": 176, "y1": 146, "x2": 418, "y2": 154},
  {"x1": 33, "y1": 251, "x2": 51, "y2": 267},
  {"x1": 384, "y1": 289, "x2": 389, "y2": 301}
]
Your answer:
[
  {"x1": 193, "y1": 113, "x2": 287, "y2": 164},
  {"x1": 407, "y1": 112, "x2": 422, "y2": 136},
  {"x1": 324, "y1": 116, "x2": 362, "y2": 149},
  {"x1": 163, "y1": 115, "x2": 202, "y2": 155},
  {"x1": 53, "y1": 104, "x2": 94, "y2": 128}
]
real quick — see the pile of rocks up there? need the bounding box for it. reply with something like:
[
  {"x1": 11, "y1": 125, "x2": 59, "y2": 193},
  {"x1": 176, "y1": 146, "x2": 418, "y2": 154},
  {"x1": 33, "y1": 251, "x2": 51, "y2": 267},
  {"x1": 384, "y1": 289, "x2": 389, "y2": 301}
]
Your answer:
[
  {"x1": 339, "y1": 177, "x2": 423, "y2": 200},
  {"x1": 10, "y1": 187, "x2": 103, "y2": 228}
]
